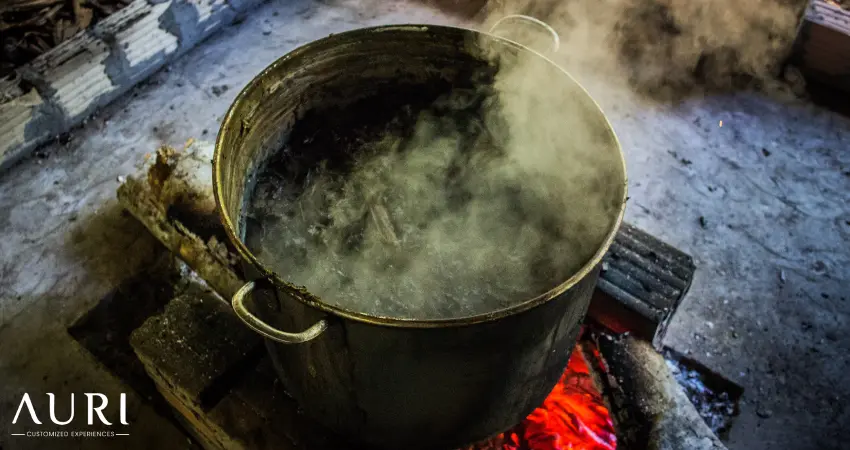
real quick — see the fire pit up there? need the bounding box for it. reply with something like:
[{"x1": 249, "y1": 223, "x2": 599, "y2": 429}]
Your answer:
[
  {"x1": 464, "y1": 343, "x2": 616, "y2": 450},
  {"x1": 58, "y1": 17, "x2": 737, "y2": 449},
  {"x1": 212, "y1": 22, "x2": 626, "y2": 449},
  {"x1": 89, "y1": 137, "x2": 740, "y2": 450},
  {"x1": 95, "y1": 254, "x2": 735, "y2": 450}
]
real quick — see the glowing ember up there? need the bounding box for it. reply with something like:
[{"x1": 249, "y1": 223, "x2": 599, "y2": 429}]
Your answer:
[{"x1": 463, "y1": 345, "x2": 615, "y2": 450}]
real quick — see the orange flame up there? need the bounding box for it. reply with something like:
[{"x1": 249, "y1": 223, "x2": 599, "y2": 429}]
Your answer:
[{"x1": 464, "y1": 345, "x2": 615, "y2": 450}]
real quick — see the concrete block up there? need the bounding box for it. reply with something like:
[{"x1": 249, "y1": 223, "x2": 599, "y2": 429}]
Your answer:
[
  {"x1": 0, "y1": 0, "x2": 266, "y2": 171},
  {"x1": 129, "y1": 291, "x2": 328, "y2": 450},
  {"x1": 26, "y1": 30, "x2": 117, "y2": 123},
  {"x1": 0, "y1": 88, "x2": 52, "y2": 169},
  {"x1": 111, "y1": 1, "x2": 181, "y2": 84},
  {"x1": 130, "y1": 291, "x2": 262, "y2": 406}
]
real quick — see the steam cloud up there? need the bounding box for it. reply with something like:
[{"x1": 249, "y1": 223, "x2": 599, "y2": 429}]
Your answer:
[
  {"x1": 474, "y1": 0, "x2": 806, "y2": 99},
  {"x1": 244, "y1": 0, "x2": 802, "y2": 319},
  {"x1": 244, "y1": 28, "x2": 624, "y2": 320}
]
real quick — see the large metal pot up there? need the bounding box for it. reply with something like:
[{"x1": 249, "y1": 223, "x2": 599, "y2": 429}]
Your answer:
[{"x1": 213, "y1": 20, "x2": 626, "y2": 449}]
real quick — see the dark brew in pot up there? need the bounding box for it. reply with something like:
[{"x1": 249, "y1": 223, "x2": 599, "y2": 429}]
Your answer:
[{"x1": 213, "y1": 22, "x2": 626, "y2": 449}]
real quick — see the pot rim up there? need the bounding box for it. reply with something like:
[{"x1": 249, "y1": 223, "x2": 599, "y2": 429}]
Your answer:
[{"x1": 213, "y1": 23, "x2": 628, "y2": 328}]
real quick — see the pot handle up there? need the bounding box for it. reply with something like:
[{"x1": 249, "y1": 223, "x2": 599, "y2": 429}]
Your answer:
[
  {"x1": 488, "y1": 15, "x2": 561, "y2": 53},
  {"x1": 232, "y1": 281, "x2": 328, "y2": 344}
]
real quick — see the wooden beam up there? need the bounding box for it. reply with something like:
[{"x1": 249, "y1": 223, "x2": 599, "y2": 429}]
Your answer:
[{"x1": 583, "y1": 333, "x2": 728, "y2": 450}]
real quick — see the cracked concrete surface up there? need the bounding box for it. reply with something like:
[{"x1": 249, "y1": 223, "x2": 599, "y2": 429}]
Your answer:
[{"x1": 0, "y1": 0, "x2": 848, "y2": 449}]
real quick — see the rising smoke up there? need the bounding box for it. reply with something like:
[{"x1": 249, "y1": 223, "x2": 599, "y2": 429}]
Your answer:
[
  {"x1": 243, "y1": 26, "x2": 625, "y2": 320},
  {"x1": 243, "y1": 0, "x2": 803, "y2": 319},
  {"x1": 474, "y1": 0, "x2": 807, "y2": 99}
]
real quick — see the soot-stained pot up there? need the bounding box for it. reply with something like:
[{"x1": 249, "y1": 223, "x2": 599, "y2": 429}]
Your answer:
[{"x1": 213, "y1": 19, "x2": 627, "y2": 450}]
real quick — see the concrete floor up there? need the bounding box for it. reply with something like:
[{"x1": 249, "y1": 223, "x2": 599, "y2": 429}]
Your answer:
[{"x1": 1, "y1": 0, "x2": 848, "y2": 449}]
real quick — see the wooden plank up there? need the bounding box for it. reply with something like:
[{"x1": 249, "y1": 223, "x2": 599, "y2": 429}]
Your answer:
[
  {"x1": 0, "y1": 0, "x2": 63, "y2": 14},
  {"x1": 117, "y1": 143, "x2": 244, "y2": 300}
]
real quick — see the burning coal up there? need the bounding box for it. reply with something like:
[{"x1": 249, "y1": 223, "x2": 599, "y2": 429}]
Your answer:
[{"x1": 463, "y1": 344, "x2": 616, "y2": 450}]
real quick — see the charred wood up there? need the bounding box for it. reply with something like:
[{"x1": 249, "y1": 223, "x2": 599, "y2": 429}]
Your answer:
[
  {"x1": 583, "y1": 333, "x2": 727, "y2": 450},
  {"x1": 117, "y1": 144, "x2": 243, "y2": 300}
]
